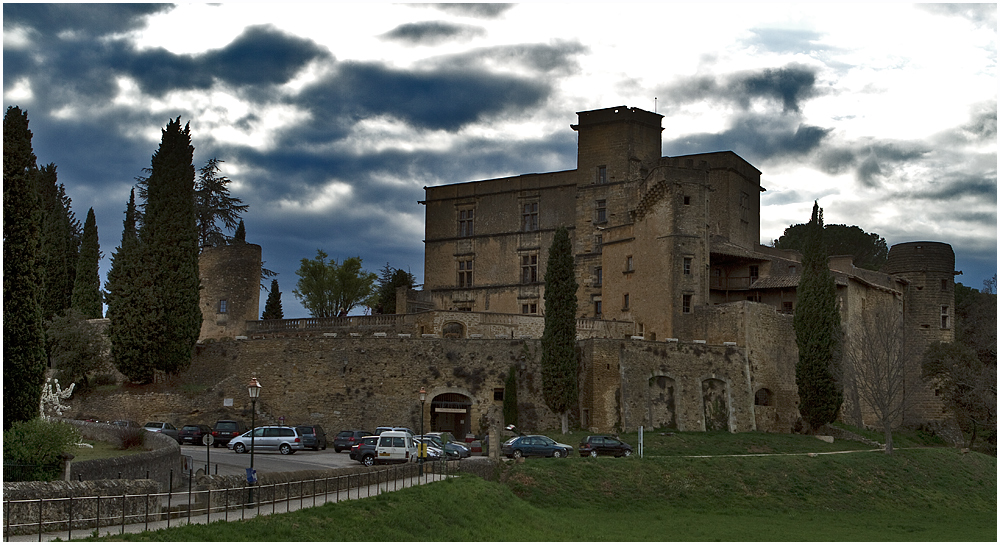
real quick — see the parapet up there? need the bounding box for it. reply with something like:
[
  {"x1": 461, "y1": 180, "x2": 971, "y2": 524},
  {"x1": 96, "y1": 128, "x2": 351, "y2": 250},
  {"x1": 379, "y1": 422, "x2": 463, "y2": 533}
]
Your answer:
[{"x1": 884, "y1": 242, "x2": 955, "y2": 275}]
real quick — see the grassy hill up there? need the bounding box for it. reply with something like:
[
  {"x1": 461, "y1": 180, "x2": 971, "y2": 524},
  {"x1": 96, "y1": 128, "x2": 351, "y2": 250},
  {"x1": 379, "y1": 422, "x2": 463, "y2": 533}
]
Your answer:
[{"x1": 83, "y1": 431, "x2": 994, "y2": 542}]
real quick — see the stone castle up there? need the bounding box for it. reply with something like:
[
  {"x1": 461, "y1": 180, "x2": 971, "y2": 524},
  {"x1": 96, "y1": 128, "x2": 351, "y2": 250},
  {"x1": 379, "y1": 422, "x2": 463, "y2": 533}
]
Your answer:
[{"x1": 162, "y1": 106, "x2": 955, "y2": 439}]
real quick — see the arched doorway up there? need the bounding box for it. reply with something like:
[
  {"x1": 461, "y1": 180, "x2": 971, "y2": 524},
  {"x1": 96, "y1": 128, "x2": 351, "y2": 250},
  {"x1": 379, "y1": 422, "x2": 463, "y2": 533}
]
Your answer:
[
  {"x1": 430, "y1": 392, "x2": 473, "y2": 438},
  {"x1": 702, "y1": 378, "x2": 729, "y2": 432},
  {"x1": 647, "y1": 375, "x2": 677, "y2": 430}
]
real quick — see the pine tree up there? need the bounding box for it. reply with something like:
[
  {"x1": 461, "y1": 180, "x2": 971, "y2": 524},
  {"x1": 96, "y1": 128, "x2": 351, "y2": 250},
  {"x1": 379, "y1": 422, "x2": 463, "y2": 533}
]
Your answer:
[
  {"x1": 540, "y1": 226, "x2": 579, "y2": 434},
  {"x1": 262, "y1": 279, "x2": 284, "y2": 320},
  {"x1": 105, "y1": 190, "x2": 154, "y2": 383},
  {"x1": 793, "y1": 202, "x2": 843, "y2": 430},
  {"x1": 195, "y1": 158, "x2": 248, "y2": 248},
  {"x1": 3, "y1": 106, "x2": 48, "y2": 429},
  {"x1": 234, "y1": 219, "x2": 246, "y2": 243},
  {"x1": 138, "y1": 117, "x2": 202, "y2": 375},
  {"x1": 71, "y1": 208, "x2": 103, "y2": 318},
  {"x1": 38, "y1": 164, "x2": 80, "y2": 321}
]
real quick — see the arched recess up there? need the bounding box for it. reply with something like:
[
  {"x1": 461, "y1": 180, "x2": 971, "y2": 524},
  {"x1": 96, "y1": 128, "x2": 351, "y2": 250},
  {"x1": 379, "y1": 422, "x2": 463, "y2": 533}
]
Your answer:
[
  {"x1": 754, "y1": 388, "x2": 773, "y2": 406},
  {"x1": 429, "y1": 389, "x2": 473, "y2": 438},
  {"x1": 647, "y1": 375, "x2": 677, "y2": 430},
  {"x1": 442, "y1": 322, "x2": 465, "y2": 339},
  {"x1": 701, "y1": 377, "x2": 729, "y2": 432}
]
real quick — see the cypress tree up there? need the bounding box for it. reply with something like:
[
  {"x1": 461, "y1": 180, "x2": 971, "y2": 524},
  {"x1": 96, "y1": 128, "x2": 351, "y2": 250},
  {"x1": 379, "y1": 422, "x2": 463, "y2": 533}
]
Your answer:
[
  {"x1": 138, "y1": 117, "x2": 201, "y2": 375},
  {"x1": 793, "y1": 202, "x2": 843, "y2": 430},
  {"x1": 106, "y1": 190, "x2": 154, "y2": 383},
  {"x1": 503, "y1": 365, "x2": 519, "y2": 427},
  {"x1": 3, "y1": 106, "x2": 47, "y2": 428},
  {"x1": 262, "y1": 279, "x2": 284, "y2": 320},
  {"x1": 233, "y1": 219, "x2": 246, "y2": 243},
  {"x1": 540, "y1": 226, "x2": 579, "y2": 434},
  {"x1": 71, "y1": 208, "x2": 103, "y2": 318},
  {"x1": 38, "y1": 164, "x2": 80, "y2": 321}
]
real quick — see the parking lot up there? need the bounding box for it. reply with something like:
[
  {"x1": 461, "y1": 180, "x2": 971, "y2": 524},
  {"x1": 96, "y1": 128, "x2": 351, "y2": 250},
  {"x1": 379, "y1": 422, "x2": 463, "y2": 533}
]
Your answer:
[{"x1": 180, "y1": 443, "x2": 360, "y2": 476}]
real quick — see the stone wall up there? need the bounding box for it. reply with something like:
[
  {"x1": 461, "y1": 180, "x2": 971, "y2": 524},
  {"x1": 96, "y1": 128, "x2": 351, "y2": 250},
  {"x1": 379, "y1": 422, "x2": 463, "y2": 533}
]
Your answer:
[
  {"x1": 66, "y1": 420, "x2": 182, "y2": 489},
  {"x1": 3, "y1": 479, "x2": 161, "y2": 535}
]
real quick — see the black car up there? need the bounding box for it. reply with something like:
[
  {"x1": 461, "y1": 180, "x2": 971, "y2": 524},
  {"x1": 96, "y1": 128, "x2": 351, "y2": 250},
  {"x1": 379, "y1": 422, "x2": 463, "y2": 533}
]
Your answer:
[
  {"x1": 295, "y1": 425, "x2": 328, "y2": 450},
  {"x1": 334, "y1": 430, "x2": 373, "y2": 453},
  {"x1": 211, "y1": 420, "x2": 248, "y2": 448},
  {"x1": 178, "y1": 424, "x2": 213, "y2": 445},
  {"x1": 501, "y1": 435, "x2": 574, "y2": 459},
  {"x1": 579, "y1": 435, "x2": 633, "y2": 457},
  {"x1": 349, "y1": 435, "x2": 381, "y2": 465}
]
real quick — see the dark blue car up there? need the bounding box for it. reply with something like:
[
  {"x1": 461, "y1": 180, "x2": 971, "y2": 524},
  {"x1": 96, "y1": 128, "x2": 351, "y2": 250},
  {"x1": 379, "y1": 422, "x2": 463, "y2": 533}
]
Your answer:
[{"x1": 501, "y1": 435, "x2": 573, "y2": 459}]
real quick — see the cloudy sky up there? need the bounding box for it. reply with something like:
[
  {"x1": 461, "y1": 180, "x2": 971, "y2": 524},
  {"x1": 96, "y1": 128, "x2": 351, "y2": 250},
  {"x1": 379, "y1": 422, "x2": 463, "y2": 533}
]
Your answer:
[{"x1": 4, "y1": 3, "x2": 996, "y2": 319}]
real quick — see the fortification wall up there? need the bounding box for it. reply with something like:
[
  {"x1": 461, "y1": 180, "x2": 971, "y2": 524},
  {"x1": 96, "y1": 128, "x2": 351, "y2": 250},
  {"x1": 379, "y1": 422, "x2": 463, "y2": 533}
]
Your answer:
[{"x1": 199, "y1": 244, "x2": 262, "y2": 340}]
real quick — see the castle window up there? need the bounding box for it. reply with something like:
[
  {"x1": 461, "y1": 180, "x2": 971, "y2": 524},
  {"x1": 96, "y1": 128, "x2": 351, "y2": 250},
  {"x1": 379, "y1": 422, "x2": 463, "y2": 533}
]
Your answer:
[
  {"x1": 623, "y1": 293, "x2": 630, "y2": 311},
  {"x1": 941, "y1": 278, "x2": 947, "y2": 291},
  {"x1": 594, "y1": 234, "x2": 603, "y2": 252},
  {"x1": 458, "y1": 258, "x2": 473, "y2": 288},
  {"x1": 594, "y1": 299, "x2": 602, "y2": 316},
  {"x1": 782, "y1": 301, "x2": 794, "y2": 313},
  {"x1": 682, "y1": 294, "x2": 692, "y2": 313},
  {"x1": 749, "y1": 265, "x2": 759, "y2": 284},
  {"x1": 941, "y1": 306, "x2": 949, "y2": 329},
  {"x1": 494, "y1": 388, "x2": 504, "y2": 401},
  {"x1": 625, "y1": 255, "x2": 634, "y2": 272},
  {"x1": 218, "y1": 299, "x2": 228, "y2": 313},
  {"x1": 595, "y1": 200, "x2": 607, "y2": 223},
  {"x1": 683, "y1": 195, "x2": 691, "y2": 205},
  {"x1": 521, "y1": 303, "x2": 538, "y2": 314},
  {"x1": 683, "y1": 257, "x2": 692, "y2": 275},
  {"x1": 594, "y1": 267, "x2": 603, "y2": 287},
  {"x1": 521, "y1": 202, "x2": 539, "y2": 231},
  {"x1": 739, "y1": 191, "x2": 750, "y2": 223},
  {"x1": 597, "y1": 165, "x2": 607, "y2": 184},
  {"x1": 458, "y1": 209, "x2": 474, "y2": 237},
  {"x1": 521, "y1": 254, "x2": 538, "y2": 283},
  {"x1": 789, "y1": 265, "x2": 797, "y2": 274},
  {"x1": 754, "y1": 388, "x2": 773, "y2": 406}
]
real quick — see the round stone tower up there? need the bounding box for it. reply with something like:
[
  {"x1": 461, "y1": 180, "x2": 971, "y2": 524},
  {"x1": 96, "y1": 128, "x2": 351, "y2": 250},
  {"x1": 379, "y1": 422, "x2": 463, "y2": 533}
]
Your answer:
[
  {"x1": 884, "y1": 241, "x2": 955, "y2": 422},
  {"x1": 199, "y1": 243, "x2": 262, "y2": 341}
]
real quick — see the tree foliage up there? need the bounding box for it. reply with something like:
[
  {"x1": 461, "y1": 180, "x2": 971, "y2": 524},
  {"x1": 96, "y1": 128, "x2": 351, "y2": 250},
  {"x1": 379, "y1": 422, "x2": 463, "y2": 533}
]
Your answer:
[
  {"x1": 138, "y1": 117, "x2": 202, "y2": 376},
  {"x1": 71, "y1": 207, "x2": 103, "y2": 318},
  {"x1": 3, "y1": 105, "x2": 48, "y2": 429},
  {"x1": 370, "y1": 263, "x2": 416, "y2": 314},
  {"x1": 541, "y1": 227, "x2": 579, "y2": 434},
  {"x1": 503, "y1": 365, "x2": 519, "y2": 428},
  {"x1": 195, "y1": 158, "x2": 248, "y2": 248},
  {"x1": 3, "y1": 419, "x2": 81, "y2": 481},
  {"x1": 37, "y1": 163, "x2": 80, "y2": 321},
  {"x1": 775, "y1": 223, "x2": 888, "y2": 271},
  {"x1": 262, "y1": 279, "x2": 284, "y2": 320},
  {"x1": 844, "y1": 299, "x2": 914, "y2": 454},
  {"x1": 105, "y1": 190, "x2": 155, "y2": 383},
  {"x1": 293, "y1": 250, "x2": 377, "y2": 317},
  {"x1": 792, "y1": 202, "x2": 843, "y2": 430},
  {"x1": 922, "y1": 341, "x2": 996, "y2": 450},
  {"x1": 45, "y1": 309, "x2": 108, "y2": 388}
]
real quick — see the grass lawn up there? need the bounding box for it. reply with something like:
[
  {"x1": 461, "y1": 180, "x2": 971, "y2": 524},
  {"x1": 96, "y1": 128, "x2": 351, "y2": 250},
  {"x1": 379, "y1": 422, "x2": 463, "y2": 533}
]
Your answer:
[
  {"x1": 71, "y1": 439, "x2": 149, "y2": 462},
  {"x1": 82, "y1": 433, "x2": 995, "y2": 542}
]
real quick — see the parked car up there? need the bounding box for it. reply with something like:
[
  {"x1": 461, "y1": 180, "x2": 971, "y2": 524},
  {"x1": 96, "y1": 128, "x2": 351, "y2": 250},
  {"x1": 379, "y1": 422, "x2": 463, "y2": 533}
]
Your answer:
[
  {"x1": 112, "y1": 420, "x2": 141, "y2": 428},
  {"x1": 414, "y1": 438, "x2": 444, "y2": 461},
  {"x1": 178, "y1": 424, "x2": 213, "y2": 445},
  {"x1": 418, "y1": 434, "x2": 468, "y2": 459},
  {"x1": 143, "y1": 422, "x2": 179, "y2": 442},
  {"x1": 578, "y1": 435, "x2": 633, "y2": 458},
  {"x1": 501, "y1": 435, "x2": 573, "y2": 459},
  {"x1": 228, "y1": 426, "x2": 303, "y2": 455},
  {"x1": 334, "y1": 430, "x2": 372, "y2": 453},
  {"x1": 425, "y1": 432, "x2": 471, "y2": 458},
  {"x1": 295, "y1": 425, "x2": 328, "y2": 450},
  {"x1": 373, "y1": 430, "x2": 417, "y2": 465},
  {"x1": 375, "y1": 426, "x2": 415, "y2": 436},
  {"x1": 350, "y1": 435, "x2": 381, "y2": 465},
  {"x1": 211, "y1": 420, "x2": 248, "y2": 448}
]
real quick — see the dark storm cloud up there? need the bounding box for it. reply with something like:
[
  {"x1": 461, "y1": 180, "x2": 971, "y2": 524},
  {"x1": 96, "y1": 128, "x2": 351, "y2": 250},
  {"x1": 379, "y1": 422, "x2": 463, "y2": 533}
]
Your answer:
[
  {"x1": 661, "y1": 65, "x2": 820, "y2": 113},
  {"x1": 428, "y1": 4, "x2": 514, "y2": 18},
  {"x1": 292, "y1": 61, "x2": 550, "y2": 133},
  {"x1": 3, "y1": 3, "x2": 171, "y2": 37},
  {"x1": 664, "y1": 114, "x2": 830, "y2": 163},
  {"x1": 815, "y1": 141, "x2": 930, "y2": 188},
  {"x1": 427, "y1": 41, "x2": 588, "y2": 75},
  {"x1": 381, "y1": 21, "x2": 486, "y2": 45},
  {"x1": 905, "y1": 175, "x2": 998, "y2": 202}
]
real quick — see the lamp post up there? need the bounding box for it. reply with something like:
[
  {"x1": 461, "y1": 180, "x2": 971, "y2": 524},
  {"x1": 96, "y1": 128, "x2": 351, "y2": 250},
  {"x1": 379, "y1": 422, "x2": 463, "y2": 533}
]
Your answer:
[
  {"x1": 247, "y1": 378, "x2": 262, "y2": 505},
  {"x1": 419, "y1": 387, "x2": 426, "y2": 477}
]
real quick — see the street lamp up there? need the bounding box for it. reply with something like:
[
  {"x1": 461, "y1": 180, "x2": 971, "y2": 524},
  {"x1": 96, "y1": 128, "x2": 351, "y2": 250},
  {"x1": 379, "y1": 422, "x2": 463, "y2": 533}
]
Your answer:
[
  {"x1": 419, "y1": 387, "x2": 426, "y2": 477},
  {"x1": 247, "y1": 378, "x2": 262, "y2": 504}
]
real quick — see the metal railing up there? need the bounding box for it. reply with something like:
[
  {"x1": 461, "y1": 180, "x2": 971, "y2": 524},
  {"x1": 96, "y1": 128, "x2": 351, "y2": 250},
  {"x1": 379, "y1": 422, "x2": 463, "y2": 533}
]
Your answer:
[
  {"x1": 246, "y1": 315, "x2": 405, "y2": 334},
  {"x1": 3, "y1": 460, "x2": 455, "y2": 541}
]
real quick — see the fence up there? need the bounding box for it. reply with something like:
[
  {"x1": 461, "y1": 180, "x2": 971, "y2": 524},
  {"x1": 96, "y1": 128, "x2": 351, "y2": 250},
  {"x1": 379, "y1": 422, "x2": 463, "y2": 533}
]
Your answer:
[{"x1": 3, "y1": 460, "x2": 457, "y2": 541}]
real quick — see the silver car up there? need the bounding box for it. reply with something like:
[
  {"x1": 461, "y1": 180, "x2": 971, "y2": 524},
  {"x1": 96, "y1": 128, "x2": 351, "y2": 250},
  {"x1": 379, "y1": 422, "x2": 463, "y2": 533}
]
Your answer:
[{"x1": 228, "y1": 426, "x2": 303, "y2": 455}]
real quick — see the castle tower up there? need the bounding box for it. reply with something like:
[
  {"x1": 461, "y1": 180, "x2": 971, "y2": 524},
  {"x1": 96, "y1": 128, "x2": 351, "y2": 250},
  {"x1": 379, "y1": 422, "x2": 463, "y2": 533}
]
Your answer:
[
  {"x1": 199, "y1": 243, "x2": 262, "y2": 340},
  {"x1": 572, "y1": 106, "x2": 663, "y2": 185},
  {"x1": 884, "y1": 241, "x2": 956, "y2": 422}
]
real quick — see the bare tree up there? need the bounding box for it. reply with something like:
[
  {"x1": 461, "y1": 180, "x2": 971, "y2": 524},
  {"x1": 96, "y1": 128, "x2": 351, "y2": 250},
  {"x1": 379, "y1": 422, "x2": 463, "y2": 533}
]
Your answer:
[{"x1": 844, "y1": 297, "x2": 914, "y2": 455}]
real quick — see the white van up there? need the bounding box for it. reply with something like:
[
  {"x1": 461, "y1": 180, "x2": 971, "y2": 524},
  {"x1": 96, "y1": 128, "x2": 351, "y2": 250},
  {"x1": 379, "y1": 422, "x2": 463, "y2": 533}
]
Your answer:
[{"x1": 375, "y1": 430, "x2": 416, "y2": 464}]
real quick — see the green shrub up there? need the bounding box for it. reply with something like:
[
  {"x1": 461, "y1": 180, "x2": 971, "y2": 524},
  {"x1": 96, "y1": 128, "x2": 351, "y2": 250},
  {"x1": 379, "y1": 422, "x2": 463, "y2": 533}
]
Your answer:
[{"x1": 3, "y1": 419, "x2": 81, "y2": 481}]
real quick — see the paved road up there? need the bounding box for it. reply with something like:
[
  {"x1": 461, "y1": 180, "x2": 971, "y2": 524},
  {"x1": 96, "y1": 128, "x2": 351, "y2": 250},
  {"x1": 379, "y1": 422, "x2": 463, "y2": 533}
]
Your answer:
[{"x1": 180, "y1": 443, "x2": 360, "y2": 476}]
